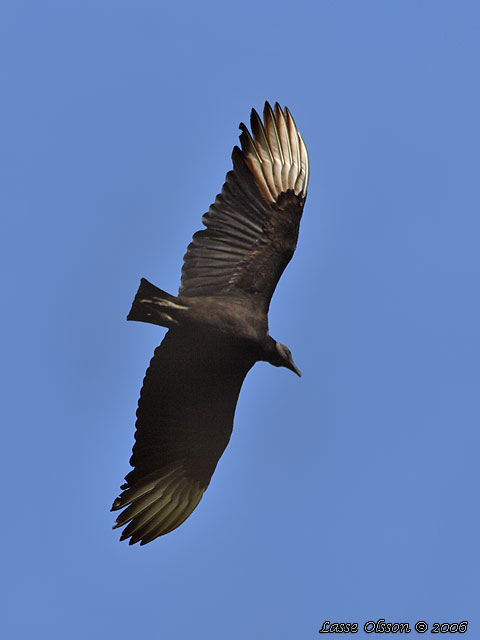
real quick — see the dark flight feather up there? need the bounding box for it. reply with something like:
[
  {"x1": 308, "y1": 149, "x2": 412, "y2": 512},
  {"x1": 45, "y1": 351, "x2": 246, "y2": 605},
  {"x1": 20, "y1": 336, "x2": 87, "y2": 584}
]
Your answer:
[
  {"x1": 179, "y1": 103, "x2": 308, "y2": 308},
  {"x1": 112, "y1": 329, "x2": 254, "y2": 544}
]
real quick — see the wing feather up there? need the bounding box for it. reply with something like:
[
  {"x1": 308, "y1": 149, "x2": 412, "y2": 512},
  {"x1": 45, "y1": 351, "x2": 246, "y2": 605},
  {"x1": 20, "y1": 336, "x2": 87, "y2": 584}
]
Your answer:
[
  {"x1": 275, "y1": 103, "x2": 292, "y2": 191},
  {"x1": 179, "y1": 102, "x2": 309, "y2": 307},
  {"x1": 112, "y1": 329, "x2": 254, "y2": 545}
]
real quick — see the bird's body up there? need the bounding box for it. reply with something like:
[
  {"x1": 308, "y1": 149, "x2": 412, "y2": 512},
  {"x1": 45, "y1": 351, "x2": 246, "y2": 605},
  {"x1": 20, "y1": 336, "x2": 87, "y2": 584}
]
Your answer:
[{"x1": 112, "y1": 103, "x2": 309, "y2": 545}]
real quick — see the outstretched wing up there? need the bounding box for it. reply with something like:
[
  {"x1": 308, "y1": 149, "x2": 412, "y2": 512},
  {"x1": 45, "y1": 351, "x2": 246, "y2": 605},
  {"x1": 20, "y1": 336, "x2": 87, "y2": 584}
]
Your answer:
[
  {"x1": 179, "y1": 102, "x2": 309, "y2": 310},
  {"x1": 112, "y1": 329, "x2": 254, "y2": 545}
]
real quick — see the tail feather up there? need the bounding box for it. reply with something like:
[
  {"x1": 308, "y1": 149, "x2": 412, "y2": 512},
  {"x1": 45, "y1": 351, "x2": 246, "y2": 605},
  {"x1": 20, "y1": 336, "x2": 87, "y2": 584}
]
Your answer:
[{"x1": 127, "y1": 278, "x2": 188, "y2": 328}]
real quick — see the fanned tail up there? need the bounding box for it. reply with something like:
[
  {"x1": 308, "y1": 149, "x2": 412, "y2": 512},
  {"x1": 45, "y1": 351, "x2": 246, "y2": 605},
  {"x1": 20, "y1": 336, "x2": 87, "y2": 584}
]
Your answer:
[{"x1": 127, "y1": 278, "x2": 188, "y2": 328}]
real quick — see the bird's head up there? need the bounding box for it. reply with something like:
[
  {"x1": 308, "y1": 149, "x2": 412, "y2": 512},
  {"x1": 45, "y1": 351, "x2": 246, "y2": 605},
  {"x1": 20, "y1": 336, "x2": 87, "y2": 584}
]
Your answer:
[{"x1": 273, "y1": 342, "x2": 302, "y2": 377}]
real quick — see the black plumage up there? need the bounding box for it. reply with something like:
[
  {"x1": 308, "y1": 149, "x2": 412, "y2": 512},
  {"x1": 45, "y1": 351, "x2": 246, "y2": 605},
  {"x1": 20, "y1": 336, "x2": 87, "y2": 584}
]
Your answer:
[{"x1": 112, "y1": 102, "x2": 309, "y2": 545}]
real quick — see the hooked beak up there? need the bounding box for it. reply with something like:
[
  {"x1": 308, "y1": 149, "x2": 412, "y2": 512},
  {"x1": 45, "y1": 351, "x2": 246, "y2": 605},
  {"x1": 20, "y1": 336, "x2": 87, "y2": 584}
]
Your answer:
[{"x1": 287, "y1": 359, "x2": 302, "y2": 377}]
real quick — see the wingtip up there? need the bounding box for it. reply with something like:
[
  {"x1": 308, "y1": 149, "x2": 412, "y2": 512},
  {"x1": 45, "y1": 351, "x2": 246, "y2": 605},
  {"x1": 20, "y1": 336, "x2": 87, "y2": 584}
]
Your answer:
[
  {"x1": 112, "y1": 469, "x2": 206, "y2": 546},
  {"x1": 263, "y1": 100, "x2": 274, "y2": 117},
  {"x1": 240, "y1": 102, "x2": 309, "y2": 202}
]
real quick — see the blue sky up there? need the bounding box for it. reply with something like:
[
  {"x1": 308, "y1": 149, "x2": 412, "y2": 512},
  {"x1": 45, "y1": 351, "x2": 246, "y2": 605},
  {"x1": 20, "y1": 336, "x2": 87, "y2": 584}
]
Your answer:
[{"x1": 2, "y1": 1, "x2": 479, "y2": 638}]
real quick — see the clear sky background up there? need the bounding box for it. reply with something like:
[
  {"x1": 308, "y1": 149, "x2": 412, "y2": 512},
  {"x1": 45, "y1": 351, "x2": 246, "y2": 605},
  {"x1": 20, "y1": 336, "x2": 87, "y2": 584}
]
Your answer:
[{"x1": 2, "y1": 1, "x2": 479, "y2": 638}]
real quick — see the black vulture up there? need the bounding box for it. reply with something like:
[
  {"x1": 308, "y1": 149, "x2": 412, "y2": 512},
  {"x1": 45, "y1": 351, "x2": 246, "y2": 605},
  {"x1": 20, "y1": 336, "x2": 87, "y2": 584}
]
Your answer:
[{"x1": 112, "y1": 102, "x2": 309, "y2": 545}]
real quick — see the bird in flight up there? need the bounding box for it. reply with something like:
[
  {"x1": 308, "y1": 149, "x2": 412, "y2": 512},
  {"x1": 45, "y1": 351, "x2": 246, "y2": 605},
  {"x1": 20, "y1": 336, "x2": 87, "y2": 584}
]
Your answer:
[{"x1": 112, "y1": 102, "x2": 309, "y2": 545}]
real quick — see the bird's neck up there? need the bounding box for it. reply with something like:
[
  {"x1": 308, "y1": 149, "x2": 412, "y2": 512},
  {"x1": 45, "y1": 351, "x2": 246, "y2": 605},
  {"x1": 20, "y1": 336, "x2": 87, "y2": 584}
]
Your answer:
[{"x1": 258, "y1": 336, "x2": 279, "y2": 365}]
